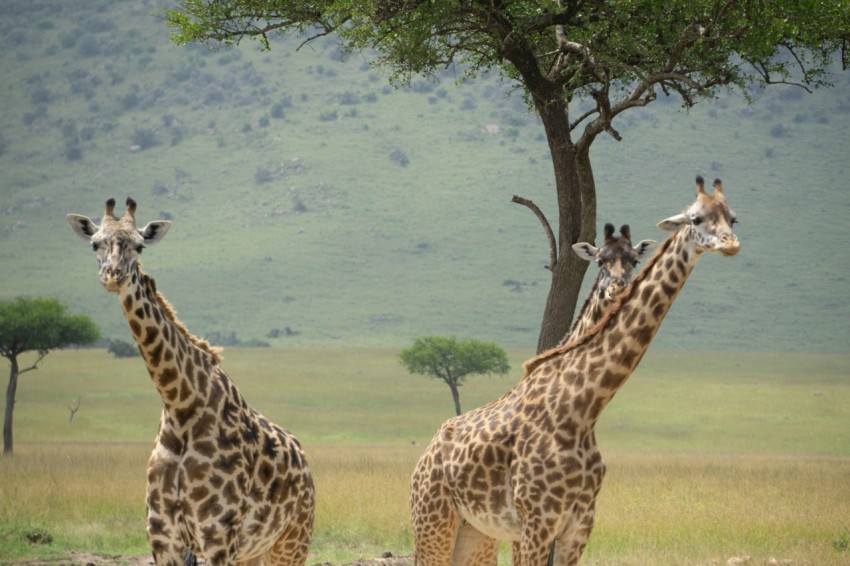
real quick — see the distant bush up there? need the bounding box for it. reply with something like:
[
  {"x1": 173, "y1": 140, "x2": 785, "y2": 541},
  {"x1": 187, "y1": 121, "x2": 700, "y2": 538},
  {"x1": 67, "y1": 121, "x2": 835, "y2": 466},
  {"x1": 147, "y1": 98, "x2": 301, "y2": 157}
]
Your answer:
[
  {"x1": 769, "y1": 123, "x2": 786, "y2": 138},
  {"x1": 77, "y1": 36, "x2": 102, "y2": 58},
  {"x1": 30, "y1": 87, "x2": 51, "y2": 105},
  {"x1": 152, "y1": 181, "x2": 169, "y2": 196},
  {"x1": 83, "y1": 15, "x2": 114, "y2": 33},
  {"x1": 339, "y1": 91, "x2": 360, "y2": 105},
  {"x1": 268, "y1": 326, "x2": 301, "y2": 338},
  {"x1": 109, "y1": 70, "x2": 125, "y2": 86},
  {"x1": 204, "y1": 330, "x2": 269, "y2": 348},
  {"x1": 107, "y1": 339, "x2": 138, "y2": 358},
  {"x1": 292, "y1": 196, "x2": 307, "y2": 213},
  {"x1": 60, "y1": 120, "x2": 77, "y2": 140},
  {"x1": 319, "y1": 110, "x2": 338, "y2": 122},
  {"x1": 170, "y1": 128, "x2": 185, "y2": 147},
  {"x1": 410, "y1": 80, "x2": 435, "y2": 94},
  {"x1": 255, "y1": 167, "x2": 273, "y2": 184},
  {"x1": 259, "y1": 116, "x2": 270, "y2": 128},
  {"x1": 131, "y1": 128, "x2": 159, "y2": 150},
  {"x1": 59, "y1": 31, "x2": 77, "y2": 49},
  {"x1": 64, "y1": 143, "x2": 83, "y2": 161},
  {"x1": 204, "y1": 88, "x2": 225, "y2": 105},
  {"x1": 6, "y1": 29, "x2": 26, "y2": 46},
  {"x1": 389, "y1": 148, "x2": 409, "y2": 167},
  {"x1": 270, "y1": 103, "x2": 286, "y2": 119},
  {"x1": 217, "y1": 50, "x2": 242, "y2": 65}
]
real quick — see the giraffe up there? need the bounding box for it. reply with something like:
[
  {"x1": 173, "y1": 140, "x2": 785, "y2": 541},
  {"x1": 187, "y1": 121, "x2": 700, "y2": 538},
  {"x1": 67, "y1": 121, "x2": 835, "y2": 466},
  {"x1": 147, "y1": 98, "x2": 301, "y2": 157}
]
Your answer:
[
  {"x1": 67, "y1": 198, "x2": 314, "y2": 566},
  {"x1": 561, "y1": 223, "x2": 655, "y2": 345},
  {"x1": 410, "y1": 176, "x2": 739, "y2": 566}
]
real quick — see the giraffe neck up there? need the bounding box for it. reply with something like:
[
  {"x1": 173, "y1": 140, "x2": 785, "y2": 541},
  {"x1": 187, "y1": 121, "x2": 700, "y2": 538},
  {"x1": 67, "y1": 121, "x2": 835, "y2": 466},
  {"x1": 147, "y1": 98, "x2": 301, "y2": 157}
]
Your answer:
[
  {"x1": 524, "y1": 227, "x2": 700, "y2": 424},
  {"x1": 118, "y1": 260, "x2": 221, "y2": 420},
  {"x1": 557, "y1": 276, "x2": 608, "y2": 346}
]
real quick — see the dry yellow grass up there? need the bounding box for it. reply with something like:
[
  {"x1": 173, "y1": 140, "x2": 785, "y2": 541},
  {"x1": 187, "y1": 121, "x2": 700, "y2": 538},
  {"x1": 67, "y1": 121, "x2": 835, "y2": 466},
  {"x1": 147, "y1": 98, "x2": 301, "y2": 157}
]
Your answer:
[
  {"x1": 3, "y1": 444, "x2": 848, "y2": 564},
  {"x1": 2, "y1": 349, "x2": 849, "y2": 564}
]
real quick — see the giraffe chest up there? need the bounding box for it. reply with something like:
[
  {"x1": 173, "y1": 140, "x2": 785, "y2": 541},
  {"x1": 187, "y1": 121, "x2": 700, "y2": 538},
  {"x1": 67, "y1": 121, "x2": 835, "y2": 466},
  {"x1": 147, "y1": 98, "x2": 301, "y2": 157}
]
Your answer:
[{"x1": 146, "y1": 408, "x2": 309, "y2": 560}]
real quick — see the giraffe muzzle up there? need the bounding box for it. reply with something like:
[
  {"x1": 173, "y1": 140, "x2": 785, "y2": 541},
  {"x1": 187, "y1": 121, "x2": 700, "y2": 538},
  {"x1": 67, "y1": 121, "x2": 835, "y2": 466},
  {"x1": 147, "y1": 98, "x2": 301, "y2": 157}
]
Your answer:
[
  {"x1": 718, "y1": 235, "x2": 740, "y2": 256},
  {"x1": 100, "y1": 265, "x2": 127, "y2": 291}
]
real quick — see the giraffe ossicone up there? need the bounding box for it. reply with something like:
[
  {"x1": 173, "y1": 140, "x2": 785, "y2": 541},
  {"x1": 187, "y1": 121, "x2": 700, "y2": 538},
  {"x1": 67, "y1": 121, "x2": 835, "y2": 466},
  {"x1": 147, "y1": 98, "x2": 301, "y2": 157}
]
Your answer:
[
  {"x1": 68, "y1": 198, "x2": 314, "y2": 566},
  {"x1": 410, "y1": 176, "x2": 739, "y2": 566}
]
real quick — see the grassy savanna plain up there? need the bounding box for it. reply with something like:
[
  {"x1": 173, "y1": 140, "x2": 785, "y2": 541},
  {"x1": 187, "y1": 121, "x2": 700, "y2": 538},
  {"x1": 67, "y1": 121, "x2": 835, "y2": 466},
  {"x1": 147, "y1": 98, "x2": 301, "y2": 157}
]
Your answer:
[
  {"x1": 2, "y1": 1, "x2": 850, "y2": 565},
  {"x1": 1, "y1": 348, "x2": 849, "y2": 565}
]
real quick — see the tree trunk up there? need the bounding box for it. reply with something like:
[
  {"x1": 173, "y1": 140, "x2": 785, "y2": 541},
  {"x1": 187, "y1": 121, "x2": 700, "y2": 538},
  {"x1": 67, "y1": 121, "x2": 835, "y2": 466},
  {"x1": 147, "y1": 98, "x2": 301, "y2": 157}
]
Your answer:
[
  {"x1": 533, "y1": 98, "x2": 595, "y2": 353},
  {"x1": 448, "y1": 382, "x2": 462, "y2": 416},
  {"x1": 4, "y1": 356, "x2": 18, "y2": 455}
]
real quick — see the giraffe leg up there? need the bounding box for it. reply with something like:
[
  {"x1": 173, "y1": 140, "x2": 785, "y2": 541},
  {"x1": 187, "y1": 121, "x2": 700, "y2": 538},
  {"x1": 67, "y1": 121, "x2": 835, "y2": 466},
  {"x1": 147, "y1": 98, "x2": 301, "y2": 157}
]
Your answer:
[
  {"x1": 549, "y1": 501, "x2": 597, "y2": 566},
  {"x1": 411, "y1": 505, "x2": 460, "y2": 566},
  {"x1": 551, "y1": 456, "x2": 606, "y2": 565},
  {"x1": 515, "y1": 533, "x2": 552, "y2": 566},
  {"x1": 262, "y1": 494, "x2": 315, "y2": 566},
  {"x1": 450, "y1": 522, "x2": 499, "y2": 566},
  {"x1": 411, "y1": 448, "x2": 462, "y2": 566}
]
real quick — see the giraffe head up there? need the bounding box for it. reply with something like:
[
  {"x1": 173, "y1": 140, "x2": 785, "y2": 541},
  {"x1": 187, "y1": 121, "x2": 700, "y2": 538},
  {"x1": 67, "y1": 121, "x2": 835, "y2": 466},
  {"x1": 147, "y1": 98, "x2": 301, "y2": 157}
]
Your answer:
[
  {"x1": 67, "y1": 198, "x2": 171, "y2": 292},
  {"x1": 572, "y1": 223, "x2": 656, "y2": 299},
  {"x1": 657, "y1": 176, "x2": 740, "y2": 256}
]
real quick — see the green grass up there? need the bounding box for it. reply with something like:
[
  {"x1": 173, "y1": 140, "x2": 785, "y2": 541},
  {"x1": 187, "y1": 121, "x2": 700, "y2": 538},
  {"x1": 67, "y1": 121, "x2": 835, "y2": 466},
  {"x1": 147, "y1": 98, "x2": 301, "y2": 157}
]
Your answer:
[
  {"x1": 2, "y1": 348, "x2": 849, "y2": 564},
  {"x1": 1, "y1": 1, "x2": 849, "y2": 354}
]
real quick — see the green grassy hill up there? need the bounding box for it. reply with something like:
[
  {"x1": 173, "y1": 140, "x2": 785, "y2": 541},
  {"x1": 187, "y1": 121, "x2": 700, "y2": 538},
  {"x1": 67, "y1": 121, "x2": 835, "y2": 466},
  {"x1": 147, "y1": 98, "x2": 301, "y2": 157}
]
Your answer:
[{"x1": 1, "y1": 0, "x2": 849, "y2": 352}]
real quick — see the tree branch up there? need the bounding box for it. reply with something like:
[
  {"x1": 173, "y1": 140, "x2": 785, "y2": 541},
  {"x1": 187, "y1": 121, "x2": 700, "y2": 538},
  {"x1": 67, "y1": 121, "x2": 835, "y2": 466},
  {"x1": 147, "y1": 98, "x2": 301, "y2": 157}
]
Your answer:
[
  {"x1": 511, "y1": 195, "x2": 557, "y2": 271},
  {"x1": 17, "y1": 350, "x2": 47, "y2": 375}
]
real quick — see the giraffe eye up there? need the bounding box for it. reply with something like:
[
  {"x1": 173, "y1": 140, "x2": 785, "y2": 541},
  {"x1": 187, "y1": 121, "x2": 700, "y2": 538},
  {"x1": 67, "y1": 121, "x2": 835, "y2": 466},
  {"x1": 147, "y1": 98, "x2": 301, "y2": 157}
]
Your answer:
[
  {"x1": 692, "y1": 216, "x2": 703, "y2": 226},
  {"x1": 135, "y1": 245, "x2": 144, "y2": 254},
  {"x1": 730, "y1": 218, "x2": 738, "y2": 226},
  {"x1": 92, "y1": 242, "x2": 99, "y2": 251}
]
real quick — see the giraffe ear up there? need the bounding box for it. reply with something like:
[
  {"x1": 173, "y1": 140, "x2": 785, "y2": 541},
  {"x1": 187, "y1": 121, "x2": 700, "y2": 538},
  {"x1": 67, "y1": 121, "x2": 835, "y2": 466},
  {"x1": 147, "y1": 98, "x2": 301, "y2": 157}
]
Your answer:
[
  {"x1": 67, "y1": 214, "x2": 98, "y2": 241},
  {"x1": 657, "y1": 214, "x2": 689, "y2": 232},
  {"x1": 634, "y1": 239, "x2": 657, "y2": 257},
  {"x1": 571, "y1": 242, "x2": 598, "y2": 262},
  {"x1": 139, "y1": 221, "x2": 171, "y2": 245}
]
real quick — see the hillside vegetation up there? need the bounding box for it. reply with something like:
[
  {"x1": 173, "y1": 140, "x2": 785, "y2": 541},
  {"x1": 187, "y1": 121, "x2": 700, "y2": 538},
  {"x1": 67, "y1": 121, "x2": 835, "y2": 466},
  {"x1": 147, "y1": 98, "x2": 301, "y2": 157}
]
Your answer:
[{"x1": 1, "y1": 0, "x2": 849, "y2": 352}]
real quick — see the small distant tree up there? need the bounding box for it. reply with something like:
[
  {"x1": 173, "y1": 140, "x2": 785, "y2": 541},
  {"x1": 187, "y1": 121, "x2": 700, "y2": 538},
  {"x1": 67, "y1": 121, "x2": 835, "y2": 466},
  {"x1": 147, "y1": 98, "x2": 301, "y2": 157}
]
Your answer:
[
  {"x1": 107, "y1": 338, "x2": 139, "y2": 358},
  {"x1": 400, "y1": 336, "x2": 509, "y2": 416},
  {"x1": 0, "y1": 297, "x2": 99, "y2": 455}
]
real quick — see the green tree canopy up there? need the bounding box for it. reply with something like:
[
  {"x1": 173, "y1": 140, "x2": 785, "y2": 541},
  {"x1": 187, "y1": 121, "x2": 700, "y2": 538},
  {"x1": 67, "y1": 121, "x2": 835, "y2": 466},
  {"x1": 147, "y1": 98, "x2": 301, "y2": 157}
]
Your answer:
[
  {"x1": 165, "y1": 0, "x2": 850, "y2": 351},
  {"x1": 1, "y1": 297, "x2": 99, "y2": 454},
  {"x1": 400, "y1": 335, "x2": 509, "y2": 416}
]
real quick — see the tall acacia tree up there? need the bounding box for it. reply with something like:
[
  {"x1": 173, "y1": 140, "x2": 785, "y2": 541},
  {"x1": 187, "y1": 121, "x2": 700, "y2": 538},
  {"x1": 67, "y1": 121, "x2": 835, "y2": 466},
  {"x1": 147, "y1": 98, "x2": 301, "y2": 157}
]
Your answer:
[
  {"x1": 0, "y1": 297, "x2": 99, "y2": 454},
  {"x1": 165, "y1": 1, "x2": 849, "y2": 351}
]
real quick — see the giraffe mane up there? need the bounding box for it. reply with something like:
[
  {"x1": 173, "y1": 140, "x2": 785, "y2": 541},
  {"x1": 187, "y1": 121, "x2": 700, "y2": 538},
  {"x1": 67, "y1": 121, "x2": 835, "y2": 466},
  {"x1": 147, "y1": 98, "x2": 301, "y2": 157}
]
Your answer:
[
  {"x1": 138, "y1": 268, "x2": 223, "y2": 364},
  {"x1": 521, "y1": 232, "x2": 678, "y2": 378}
]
